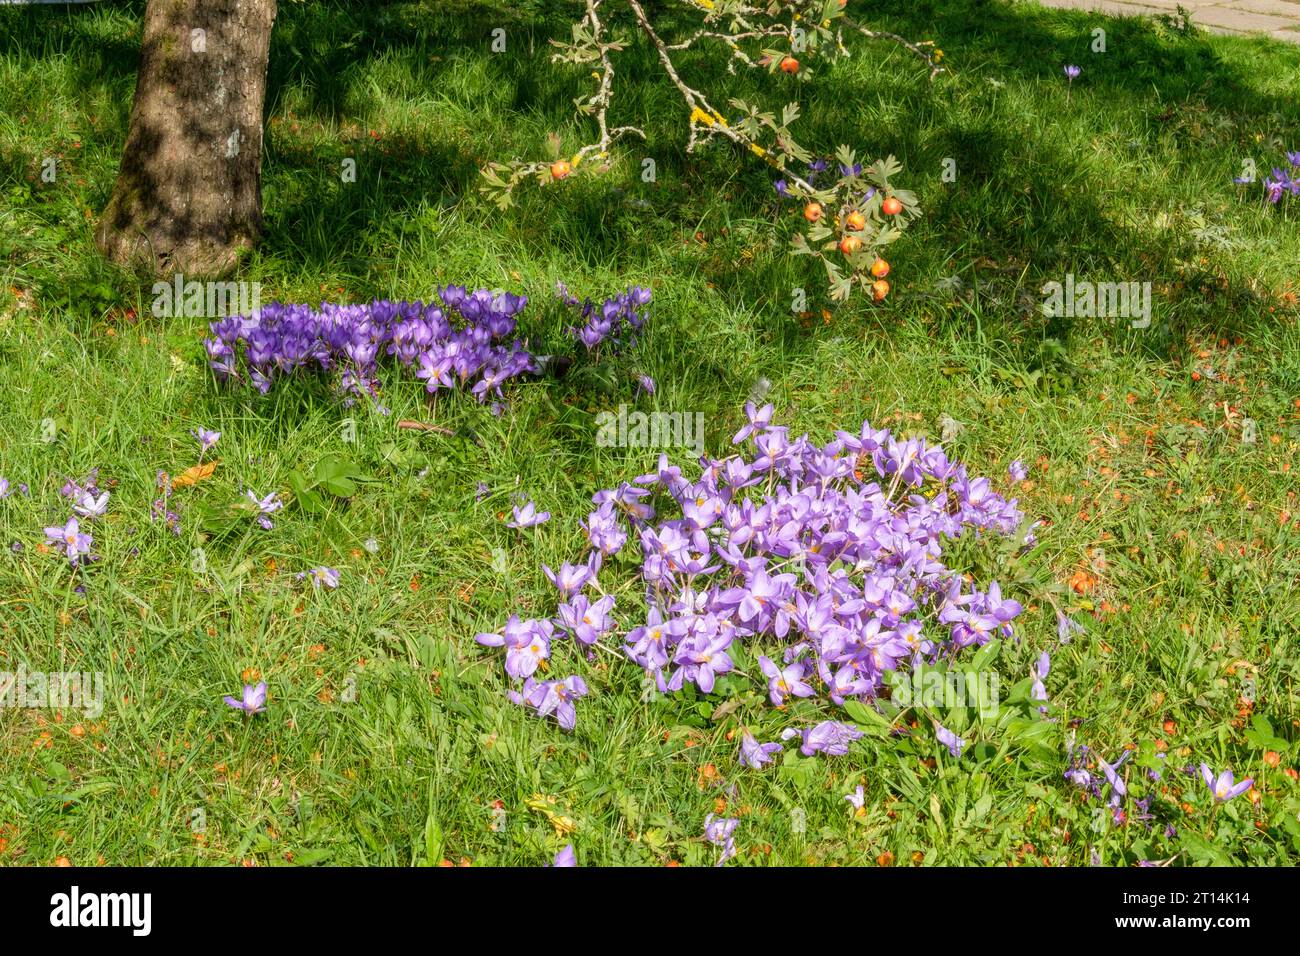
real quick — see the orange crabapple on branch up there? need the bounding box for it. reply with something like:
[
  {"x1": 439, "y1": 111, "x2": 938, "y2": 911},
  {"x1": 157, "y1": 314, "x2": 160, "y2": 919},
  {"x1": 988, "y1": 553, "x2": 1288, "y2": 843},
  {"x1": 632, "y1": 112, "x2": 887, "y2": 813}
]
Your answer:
[{"x1": 478, "y1": 0, "x2": 942, "y2": 303}]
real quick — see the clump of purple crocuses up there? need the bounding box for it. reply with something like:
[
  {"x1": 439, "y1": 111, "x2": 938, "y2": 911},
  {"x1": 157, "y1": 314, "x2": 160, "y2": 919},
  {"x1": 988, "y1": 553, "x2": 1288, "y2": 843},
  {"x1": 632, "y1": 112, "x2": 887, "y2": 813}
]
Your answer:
[
  {"x1": 557, "y1": 282, "x2": 651, "y2": 353},
  {"x1": 61, "y1": 470, "x2": 110, "y2": 522},
  {"x1": 41, "y1": 470, "x2": 108, "y2": 567},
  {"x1": 475, "y1": 404, "x2": 1033, "y2": 747},
  {"x1": 203, "y1": 287, "x2": 539, "y2": 409}
]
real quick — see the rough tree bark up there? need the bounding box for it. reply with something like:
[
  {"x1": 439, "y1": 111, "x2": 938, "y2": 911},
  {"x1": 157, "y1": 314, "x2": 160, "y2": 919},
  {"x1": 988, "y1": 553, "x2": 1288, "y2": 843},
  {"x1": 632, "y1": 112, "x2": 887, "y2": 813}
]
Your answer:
[{"x1": 96, "y1": 0, "x2": 278, "y2": 278}]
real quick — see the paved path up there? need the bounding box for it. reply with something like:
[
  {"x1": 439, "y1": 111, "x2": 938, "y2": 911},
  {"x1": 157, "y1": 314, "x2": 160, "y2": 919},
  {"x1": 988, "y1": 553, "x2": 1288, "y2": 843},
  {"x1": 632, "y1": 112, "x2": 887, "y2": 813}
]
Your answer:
[{"x1": 1032, "y1": 0, "x2": 1300, "y2": 43}]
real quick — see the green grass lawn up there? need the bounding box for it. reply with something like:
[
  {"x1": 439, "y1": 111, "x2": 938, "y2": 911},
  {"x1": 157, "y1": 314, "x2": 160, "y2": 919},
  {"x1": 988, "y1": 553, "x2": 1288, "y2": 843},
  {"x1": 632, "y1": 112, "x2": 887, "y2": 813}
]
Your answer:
[{"x1": 0, "y1": 0, "x2": 1297, "y2": 866}]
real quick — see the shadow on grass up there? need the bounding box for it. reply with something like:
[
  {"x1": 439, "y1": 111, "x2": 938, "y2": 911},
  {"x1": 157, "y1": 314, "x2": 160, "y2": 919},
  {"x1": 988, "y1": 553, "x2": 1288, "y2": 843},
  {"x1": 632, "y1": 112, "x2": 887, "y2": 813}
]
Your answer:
[{"x1": 3, "y1": 0, "x2": 1296, "y2": 363}]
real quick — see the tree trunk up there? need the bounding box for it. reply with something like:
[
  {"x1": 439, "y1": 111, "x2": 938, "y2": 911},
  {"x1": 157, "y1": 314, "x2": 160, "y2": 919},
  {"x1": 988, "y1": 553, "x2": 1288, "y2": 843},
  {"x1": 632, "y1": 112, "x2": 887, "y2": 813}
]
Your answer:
[{"x1": 96, "y1": 0, "x2": 277, "y2": 278}]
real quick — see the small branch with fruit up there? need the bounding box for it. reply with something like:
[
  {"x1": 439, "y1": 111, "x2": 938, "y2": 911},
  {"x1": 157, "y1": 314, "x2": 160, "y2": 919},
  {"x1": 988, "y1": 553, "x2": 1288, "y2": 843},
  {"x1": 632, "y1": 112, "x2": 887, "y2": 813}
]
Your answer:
[
  {"x1": 787, "y1": 150, "x2": 919, "y2": 302},
  {"x1": 480, "y1": 0, "x2": 939, "y2": 303}
]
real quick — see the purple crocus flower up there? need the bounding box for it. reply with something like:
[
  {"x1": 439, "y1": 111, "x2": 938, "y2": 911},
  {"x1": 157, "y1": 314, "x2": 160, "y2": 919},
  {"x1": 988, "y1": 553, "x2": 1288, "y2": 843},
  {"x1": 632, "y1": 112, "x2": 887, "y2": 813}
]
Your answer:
[
  {"x1": 224, "y1": 681, "x2": 268, "y2": 715},
  {"x1": 60, "y1": 470, "x2": 98, "y2": 500},
  {"x1": 624, "y1": 607, "x2": 682, "y2": 671},
  {"x1": 666, "y1": 631, "x2": 734, "y2": 694},
  {"x1": 935, "y1": 722, "x2": 965, "y2": 758},
  {"x1": 302, "y1": 566, "x2": 340, "y2": 589},
  {"x1": 758, "y1": 655, "x2": 814, "y2": 706},
  {"x1": 1063, "y1": 64, "x2": 1081, "y2": 80},
  {"x1": 507, "y1": 676, "x2": 547, "y2": 710},
  {"x1": 1101, "y1": 750, "x2": 1132, "y2": 805},
  {"x1": 1030, "y1": 651, "x2": 1050, "y2": 712},
  {"x1": 1056, "y1": 609, "x2": 1085, "y2": 644},
  {"x1": 1064, "y1": 746, "x2": 1092, "y2": 790},
  {"x1": 1008, "y1": 459, "x2": 1028, "y2": 483},
  {"x1": 732, "y1": 401, "x2": 774, "y2": 445},
  {"x1": 1264, "y1": 167, "x2": 1299, "y2": 204},
  {"x1": 738, "y1": 732, "x2": 782, "y2": 769},
  {"x1": 44, "y1": 517, "x2": 92, "y2": 564},
  {"x1": 704, "y1": 816, "x2": 737, "y2": 844},
  {"x1": 845, "y1": 785, "x2": 866, "y2": 814},
  {"x1": 783, "y1": 721, "x2": 863, "y2": 757},
  {"x1": 582, "y1": 502, "x2": 627, "y2": 556},
  {"x1": 0, "y1": 478, "x2": 10, "y2": 499},
  {"x1": 1200, "y1": 764, "x2": 1253, "y2": 802},
  {"x1": 193, "y1": 428, "x2": 221, "y2": 453},
  {"x1": 535, "y1": 675, "x2": 589, "y2": 731},
  {"x1": 636, "y1": 374, "x2": 656, "y2": 395},
  {"x1": 592, "y1": 482, "x2": 654, "y2": 521},
  {"x1": 543, "y1": 560, "x2": 595, "y2": 597},
  {"x1": 727, "y1": 566, "x2": 794, "y2": 627},
  {"x1": 507, "y1": 500, "x2": 550, "y2": 529},
  {"x1": 556, "y1": 593, "x2": 616, "y2": 646},
  {"x1": 245, "y1": 490, "x2": 283, "y2": 529},
  {"x1": 703, "y1": 813, "x2": 739, "y2": 866},
  {"x1": 73, "y1": 490, "x2": 110, "y2": 519},
  {"x1": 476, "y1": 615, "x2": 552, "y2": 679},
  {"x1": 549, "y1": 844, "x2": 577, "y2": 867}
]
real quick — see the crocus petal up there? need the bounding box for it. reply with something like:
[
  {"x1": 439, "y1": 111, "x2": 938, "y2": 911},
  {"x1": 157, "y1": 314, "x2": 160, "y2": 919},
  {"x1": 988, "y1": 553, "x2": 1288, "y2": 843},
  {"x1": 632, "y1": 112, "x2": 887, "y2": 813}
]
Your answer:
[{"x1": 550, "y1": 845, "x2": 576, "y2": 867}]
